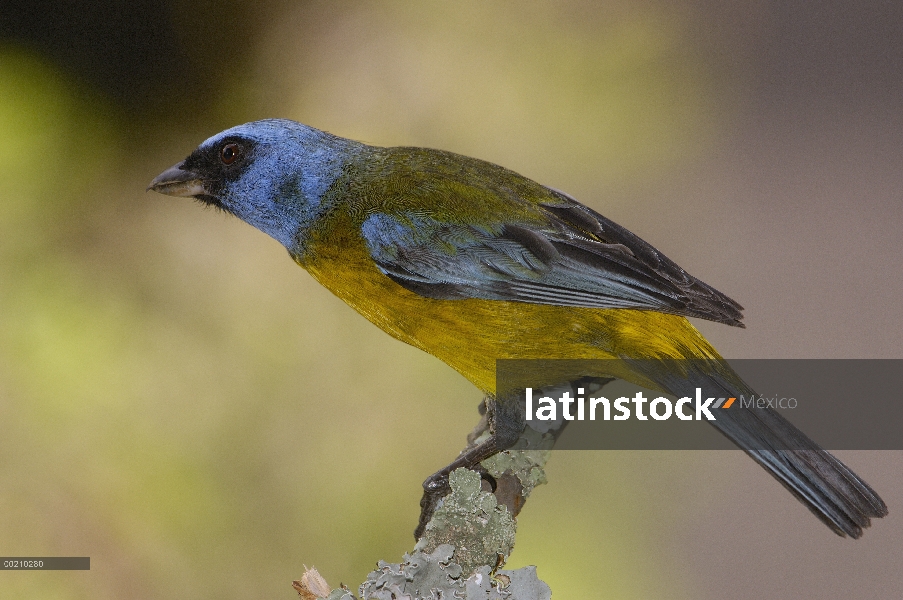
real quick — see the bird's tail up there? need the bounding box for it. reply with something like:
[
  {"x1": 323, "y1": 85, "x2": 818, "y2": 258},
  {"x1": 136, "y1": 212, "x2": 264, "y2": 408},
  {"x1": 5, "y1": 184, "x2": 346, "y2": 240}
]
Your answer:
[{"x1": 644, "y1": 360, "x2": 888, "y2": 538}]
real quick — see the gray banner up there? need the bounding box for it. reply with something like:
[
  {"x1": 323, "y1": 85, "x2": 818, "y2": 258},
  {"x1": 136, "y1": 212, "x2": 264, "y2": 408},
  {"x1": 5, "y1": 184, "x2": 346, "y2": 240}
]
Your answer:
[
  {"x1": 496, "y1": 359, "x2": 903, "y2": 450},
  {"x1": 0, "y1": 557, "x2": 90, "y2": 570}
]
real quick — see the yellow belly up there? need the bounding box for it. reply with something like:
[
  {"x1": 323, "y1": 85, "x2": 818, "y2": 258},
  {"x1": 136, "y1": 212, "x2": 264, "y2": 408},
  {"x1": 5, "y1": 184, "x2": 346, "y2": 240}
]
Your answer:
[{"x1": 297, "y1": 228, "x2": 722, "y2": 395}]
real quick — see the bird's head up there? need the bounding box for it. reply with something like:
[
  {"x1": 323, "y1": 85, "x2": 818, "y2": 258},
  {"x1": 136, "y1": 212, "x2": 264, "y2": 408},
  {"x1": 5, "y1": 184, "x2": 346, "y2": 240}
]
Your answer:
[{"x1": 149, "y1": 119, "x2": 360, "y2": 250}]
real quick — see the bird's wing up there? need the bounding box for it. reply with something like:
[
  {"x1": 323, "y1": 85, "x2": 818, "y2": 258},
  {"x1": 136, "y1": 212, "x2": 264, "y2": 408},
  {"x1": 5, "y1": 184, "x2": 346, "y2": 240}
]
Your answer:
[{"x1": 360, "y1": 186, "x2": 745, "y2": 327}]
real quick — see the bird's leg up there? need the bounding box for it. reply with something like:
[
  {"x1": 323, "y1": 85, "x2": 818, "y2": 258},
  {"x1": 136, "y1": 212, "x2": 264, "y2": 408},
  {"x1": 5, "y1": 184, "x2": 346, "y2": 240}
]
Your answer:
[{"x1": 415, "y1": 396, "x2": 524, "y2": 539}]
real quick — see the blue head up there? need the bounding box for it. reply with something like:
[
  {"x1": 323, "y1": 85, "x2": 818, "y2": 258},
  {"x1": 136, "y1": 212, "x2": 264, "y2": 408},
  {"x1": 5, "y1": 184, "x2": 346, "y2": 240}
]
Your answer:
[{"x1": 149, "y1": 119, "x2": 363, "y2": 250}]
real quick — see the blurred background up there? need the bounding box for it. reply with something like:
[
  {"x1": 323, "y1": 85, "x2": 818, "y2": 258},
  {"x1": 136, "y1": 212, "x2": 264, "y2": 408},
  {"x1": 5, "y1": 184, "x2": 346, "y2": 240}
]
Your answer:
[{"x1": 1, "y1": 1, "x2": 901, "y2": 598}]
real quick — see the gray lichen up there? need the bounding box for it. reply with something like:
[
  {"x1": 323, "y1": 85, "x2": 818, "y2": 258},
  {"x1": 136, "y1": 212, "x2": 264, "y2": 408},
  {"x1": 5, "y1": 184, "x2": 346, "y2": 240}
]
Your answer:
[
  {"x1": 481, "y1": 426, "x2": 555, "y2": 498},
  {"x1": 414, "y1": 468, "x2": 516, "y2": 576},
  {"x1": 356, "y1": 544, "x2": 551, "y2": 600}
]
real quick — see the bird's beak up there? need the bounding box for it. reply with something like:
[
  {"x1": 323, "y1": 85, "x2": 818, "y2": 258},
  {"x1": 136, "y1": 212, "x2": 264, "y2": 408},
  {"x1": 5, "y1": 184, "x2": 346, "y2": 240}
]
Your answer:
[{"x1": 147, "y1": 161, "x2": 207, "y2": 197}]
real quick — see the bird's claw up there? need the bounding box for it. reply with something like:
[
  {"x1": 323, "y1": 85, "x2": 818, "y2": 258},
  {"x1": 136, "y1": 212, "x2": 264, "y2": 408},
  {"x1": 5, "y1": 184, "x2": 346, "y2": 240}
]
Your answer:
[{"x1": 415, "y1": 472, "x2": 451, "y2": 539}]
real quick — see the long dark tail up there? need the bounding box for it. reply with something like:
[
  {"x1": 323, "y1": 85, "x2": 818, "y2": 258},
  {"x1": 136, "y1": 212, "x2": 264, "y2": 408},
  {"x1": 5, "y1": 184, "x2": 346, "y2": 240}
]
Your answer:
[{"x1": 649, "y1": 362, "x2": 887, "y2": 538}]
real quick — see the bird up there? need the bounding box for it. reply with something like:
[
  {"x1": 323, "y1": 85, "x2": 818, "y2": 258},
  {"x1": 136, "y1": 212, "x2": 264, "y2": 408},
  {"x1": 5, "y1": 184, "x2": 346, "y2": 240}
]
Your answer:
[{"x1": 149, "y1": 118, "x2": 886, "y2": 539}]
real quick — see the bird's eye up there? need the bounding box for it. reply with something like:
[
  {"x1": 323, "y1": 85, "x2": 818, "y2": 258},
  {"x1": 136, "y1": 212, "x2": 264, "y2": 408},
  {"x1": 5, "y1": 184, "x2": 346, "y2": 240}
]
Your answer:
[{"x1": 220, "y1": 143, "x2": 240, "y2": 165}]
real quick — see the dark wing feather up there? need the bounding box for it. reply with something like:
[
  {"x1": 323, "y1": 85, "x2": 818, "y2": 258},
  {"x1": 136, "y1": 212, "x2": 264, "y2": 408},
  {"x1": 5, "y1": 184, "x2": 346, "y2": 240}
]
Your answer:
[{"x1": 360, "y1": 188, "x2": 744, "y2": 326}]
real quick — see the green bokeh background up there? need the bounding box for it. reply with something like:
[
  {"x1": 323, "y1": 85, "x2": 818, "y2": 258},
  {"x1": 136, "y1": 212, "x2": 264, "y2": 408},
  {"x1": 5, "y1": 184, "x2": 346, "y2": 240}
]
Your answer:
[{"x1": 1, "y1": 2, "x2": 901, "y2": 598}]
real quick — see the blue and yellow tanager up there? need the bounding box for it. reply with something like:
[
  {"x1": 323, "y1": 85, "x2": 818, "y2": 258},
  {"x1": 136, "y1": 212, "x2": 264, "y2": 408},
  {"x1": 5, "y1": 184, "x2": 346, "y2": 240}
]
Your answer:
[{"x1": 149, "y1": 119, "x2": 885, "y2": 539}]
